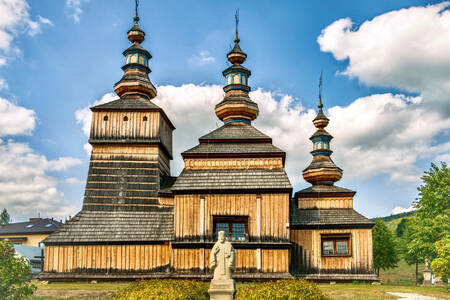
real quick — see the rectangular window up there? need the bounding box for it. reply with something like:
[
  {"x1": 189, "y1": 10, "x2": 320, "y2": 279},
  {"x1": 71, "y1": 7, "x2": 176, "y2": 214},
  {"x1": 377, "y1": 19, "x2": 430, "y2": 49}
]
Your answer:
[
  {"x1": 213, "y1": 216, "x2": 248, "y2": 242},
  {"x1": 321, "y1": 234, "x2": 351, "y2": 256}
]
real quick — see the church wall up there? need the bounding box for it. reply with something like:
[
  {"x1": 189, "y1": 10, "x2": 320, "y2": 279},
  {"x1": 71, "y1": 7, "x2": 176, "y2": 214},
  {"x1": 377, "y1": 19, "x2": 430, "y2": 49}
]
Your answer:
[
  {"x1": 90, "y1": 111, "x2": 161, "y2": 141},
  {"x1": 298, "y1": 197, "x2": 353, "y2": 209},
  {"x1": 290, "y1": 229, "x2": 373, "y2": 274},
  {"x1": 171, "y1": 248, "x2": 289, "y2": 274},
  {"x1": 44, "y1": 244, "x2": 170, "y2": 273},
  {"x1": 184, "y1": 158, "x2": 283, "y2": 170},
  {"x1": 83, "y1": 144, "x2": 161, "y2": 210},
  {"x1": 174, "y1": 193, "x2": 290, "y2": 242}
]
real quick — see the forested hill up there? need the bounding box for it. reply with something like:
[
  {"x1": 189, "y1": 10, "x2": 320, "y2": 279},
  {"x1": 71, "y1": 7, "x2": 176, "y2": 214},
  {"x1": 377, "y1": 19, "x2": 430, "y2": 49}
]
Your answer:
[{"x1": 371, "y1": 211, "x2": 415, "y2": 222}]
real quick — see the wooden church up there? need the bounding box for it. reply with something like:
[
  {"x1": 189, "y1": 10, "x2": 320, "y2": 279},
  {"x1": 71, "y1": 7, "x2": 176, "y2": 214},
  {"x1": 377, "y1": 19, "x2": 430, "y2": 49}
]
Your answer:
[{"x1": 41, "y1": 8, "x2": 377, "y2": 282}]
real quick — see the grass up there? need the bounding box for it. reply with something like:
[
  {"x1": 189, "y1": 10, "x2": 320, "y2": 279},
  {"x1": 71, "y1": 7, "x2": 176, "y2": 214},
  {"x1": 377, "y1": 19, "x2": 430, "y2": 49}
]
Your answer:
[
  {"x1": 32, "y1": 280, "x2": 449, "y2": 300},
  {"x1": 318, "y1": 283, "x2": 449, "y2": 300},
  {"x1": 380, "y1": 259, "x2": 425, "y2": 285}
]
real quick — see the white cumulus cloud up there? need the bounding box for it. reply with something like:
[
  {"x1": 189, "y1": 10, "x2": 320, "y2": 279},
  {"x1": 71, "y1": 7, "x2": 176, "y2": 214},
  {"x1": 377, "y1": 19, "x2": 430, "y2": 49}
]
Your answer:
[
  {"x1": 0, "y1": 139, "x2": 80, "y2": 220},
  {"x1": 0, "y1": 0, "x2": 53, "y2": 65},
  {"x1": 391, "y1": 205, "x2": 415, "y2": 215},
  {"x1": 317, "y1": 2, "x2": 450, "y2": 115},
  {"x1": 78, "y1": 85, "x2": 450, "y2": 186},
  {"x1": 0, "y1": 97, "x2": 36, "y2": 136}
]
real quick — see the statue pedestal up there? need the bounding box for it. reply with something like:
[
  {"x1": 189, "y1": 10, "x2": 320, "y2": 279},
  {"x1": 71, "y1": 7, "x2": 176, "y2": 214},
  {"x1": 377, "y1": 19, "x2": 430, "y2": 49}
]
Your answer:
[
  {"x1": 208, "y1": 279, "x2": 236, "y2": 300},
  {"x1": 423, "y1": 269, "x2": 432, "y2": 286}
]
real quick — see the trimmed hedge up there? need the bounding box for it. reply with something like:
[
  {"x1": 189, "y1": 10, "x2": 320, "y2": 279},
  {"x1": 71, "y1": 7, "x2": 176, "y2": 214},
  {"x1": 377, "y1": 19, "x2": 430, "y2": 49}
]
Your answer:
[
  {"x1": 112, "y1": 280, "x2": 209, "y2": 300},
  {"x1": 113, "y1": 278, "x2": 327, "y2": 300},
  {"x1": 236, "y1": 279, "x2": 328, "y2": 300}
]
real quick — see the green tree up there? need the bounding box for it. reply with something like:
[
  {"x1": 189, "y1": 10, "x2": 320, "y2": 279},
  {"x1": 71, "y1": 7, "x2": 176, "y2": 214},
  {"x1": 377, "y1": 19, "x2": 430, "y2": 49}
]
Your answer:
[
  {"x1": 0, "y1": 209, "x2": 10, "y2": 225},
  {"x1": 0, "y1": 240, "x2": 36, "y2": 299},
  {"x1": 395, "y1": 218, "x2": 408, "y2": 237},
  {"x1": 373, "y1": 219, "x2": 400, "y2": 276},
  {"x1": 401, "y1": 217, "x2": 422, "y2": 285},
  {"x1": 414, "y1": 162, "x2": 450, "y2": 220},
  {"x1": 430, "y1": 237, "x2": 450, "y2": 279}
]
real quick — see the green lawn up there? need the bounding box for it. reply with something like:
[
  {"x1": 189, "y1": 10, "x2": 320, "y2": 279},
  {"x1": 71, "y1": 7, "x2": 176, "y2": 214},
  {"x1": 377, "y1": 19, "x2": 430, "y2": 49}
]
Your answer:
[{"x1": 33, "y1": 281, "x2": 449, "y2": 300}]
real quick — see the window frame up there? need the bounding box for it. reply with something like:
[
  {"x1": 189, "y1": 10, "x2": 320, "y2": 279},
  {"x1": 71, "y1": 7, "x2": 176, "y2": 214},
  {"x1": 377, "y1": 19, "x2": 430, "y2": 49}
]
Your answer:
[
  {"x1": 212, "y1": 215, "x2": 249, "y2": 242},
  {"x1": 320, "y1": 233, "x2": 352, "y2": 257}
]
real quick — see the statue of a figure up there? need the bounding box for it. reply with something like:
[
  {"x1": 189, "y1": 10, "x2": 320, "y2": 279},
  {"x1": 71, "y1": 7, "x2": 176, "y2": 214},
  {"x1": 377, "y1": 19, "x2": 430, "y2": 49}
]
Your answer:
[{"x1": 210, "y1": 231, "x2": 236, "y2": 280}]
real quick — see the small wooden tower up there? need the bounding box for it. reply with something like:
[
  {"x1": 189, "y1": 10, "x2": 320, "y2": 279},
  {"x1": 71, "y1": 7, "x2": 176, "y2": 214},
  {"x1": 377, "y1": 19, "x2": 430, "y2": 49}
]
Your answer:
[
  {"x1": 289, "y1": 83, "x2": 377, "y2": 281},
  {"x1": 41, "y1": 7, "x2": 176, "y2": 280}
]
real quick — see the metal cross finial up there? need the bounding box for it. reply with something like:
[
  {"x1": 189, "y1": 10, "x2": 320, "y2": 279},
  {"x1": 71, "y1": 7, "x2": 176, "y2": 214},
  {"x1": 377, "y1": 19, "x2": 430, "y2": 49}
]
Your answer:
[
  {"x1": 134, "y1": 0, "x2": 140, "y2": 23},
  {"x1": 235, "y1": 9, "x2": 240, "y2": 43},
  {"x1": 318, "y1": 71, "x2": 323, "y2": 109}
]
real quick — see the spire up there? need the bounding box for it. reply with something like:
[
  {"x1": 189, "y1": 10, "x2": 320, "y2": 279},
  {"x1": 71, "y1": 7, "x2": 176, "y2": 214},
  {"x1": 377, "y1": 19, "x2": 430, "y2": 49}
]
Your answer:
[
  {"x1": 113, "y1": 0, "x2": 157, "y2": 100},
  {"x1": 215, "y1": 10, "x2": 258, "y2": 125},
  {"x1": 302, "y1": 74, "x2": 342, "y2": 185}
]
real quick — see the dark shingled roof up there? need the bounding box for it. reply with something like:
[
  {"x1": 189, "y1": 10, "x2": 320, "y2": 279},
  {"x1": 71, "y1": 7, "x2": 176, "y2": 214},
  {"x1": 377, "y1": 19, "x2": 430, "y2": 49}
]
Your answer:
[
  {"x1": 199, "y1": 124, "x2": 271, "y2": 141},
  {"x1": 123, "y1": 43, "x2": 151, "y2": 58},
  {"x1": 171, "y1": 169, "x2": 292, "y2": 192},
  {"x1": 310, "y1": 129, "x2": 332, "y2": 139},
  {"x1": 159, "y1": 176, "x2": 178, "y2": 194},
  {"x1": 303, "y1": 156, "x2": 342, "y2": 172},
  {"x1": 290, "y1": 209, "x2": 373, "y2": 227},
  {"x1": 0, "y1": 218, "x2": 63, "y2": 235},
  {"x1": 43, "y1": 210, "x2": 174, "y2": 244},
  {"x1": 91, "y1": 97, "x2": 160, "y2": 110},
  {"x1": 296, "y1": 185, "x2": 354, "y2": 194},
  {"x1": 183, "y1": 142, "x2": 284, "y2": 155}
]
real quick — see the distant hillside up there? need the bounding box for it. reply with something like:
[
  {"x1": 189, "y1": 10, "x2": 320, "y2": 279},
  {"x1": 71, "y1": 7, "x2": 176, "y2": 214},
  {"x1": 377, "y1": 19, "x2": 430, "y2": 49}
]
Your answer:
[
  {"x1": 371, "y1": 211, "x2": 416, "y2": 234},
  {"x1": 371, "y1": 211, "x2": 415, "y2": 222}
]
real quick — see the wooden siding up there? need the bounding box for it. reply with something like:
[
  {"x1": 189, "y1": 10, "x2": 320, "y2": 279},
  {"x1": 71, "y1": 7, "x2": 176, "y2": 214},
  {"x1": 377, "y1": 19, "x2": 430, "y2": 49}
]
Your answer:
[
  {"x1": 44, "y1": 245, "x2": 169, "y2": 273},
  {"x1": 90, "y1": 111, "x2": 172, "y2": 158},
  {"x1": 158, "y1": 196, "x2": 174, "y2": 206},
  {"x1": 91, "y1": 111, "x2": 160, "y2": 141},
  {"x1": 184, "y1": 158, "x2": 283, "y2": 170},
  {"x1": 290, "y1": 229, "x2": 373, "y2": 274},
  {"x1": 298, "y1": 197, "x2": 353, "y2": 209},
  {"x1": 174, "y1": 193, "x2": 290, "y2": 242},
  {"x1": 171, "y1": 248, "x2": 288, "y2": 273}
]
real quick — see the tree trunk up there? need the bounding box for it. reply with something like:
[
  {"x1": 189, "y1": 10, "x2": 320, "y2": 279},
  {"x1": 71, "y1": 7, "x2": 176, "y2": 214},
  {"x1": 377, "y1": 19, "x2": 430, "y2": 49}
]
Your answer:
[{"x1": 415, "y1": 261, "x2": 418, "y2": 286}]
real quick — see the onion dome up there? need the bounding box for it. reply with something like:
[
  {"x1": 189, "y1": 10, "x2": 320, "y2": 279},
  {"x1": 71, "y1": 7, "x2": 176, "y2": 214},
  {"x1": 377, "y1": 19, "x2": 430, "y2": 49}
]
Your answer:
[
  {"x1": 113, "y1": 13, "x2": 157, "y2": 100},
  {"x1": 215, "y1": 33, "x2": 259, "y2": 125},
  {"x1": 302, "y1": 95, "x2": 343, "y2": 185}
]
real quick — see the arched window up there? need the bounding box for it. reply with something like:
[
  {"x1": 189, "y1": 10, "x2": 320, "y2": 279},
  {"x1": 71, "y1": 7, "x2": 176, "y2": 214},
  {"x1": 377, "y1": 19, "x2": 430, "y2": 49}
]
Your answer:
[
  {"x1": 130, "y1": 54, "x2": 137, "y2": 63},
  {"x1": 123, "y1": 116, "x2": 128, "y2": 121},
  {"x1": 242, "y1": 76, "x2": 247, "y2": 85},
  {"x1": 227, "y1": 75, "x2": 232, "y2": 85},
  {"x1": 233, "y1": 74, "x2": 240, "y2": 84},
  {"x1": 103, "y1": 115, "x2": 108, "y2": 121},
  {"x1": 138, "y1": 55, "x2": 145, "y2": 65},
  {"x1": 143, "y1": 116, "x2": 148, "y2": 121},
  {"x1": 126, "y1": 55, "x2": 131, "y2": 64}
]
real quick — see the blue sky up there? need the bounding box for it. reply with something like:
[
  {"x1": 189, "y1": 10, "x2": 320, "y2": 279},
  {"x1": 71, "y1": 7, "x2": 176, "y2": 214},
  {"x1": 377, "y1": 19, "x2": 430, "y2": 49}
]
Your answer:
[{"x1": 0, "y1": 0, "x2": 449, "y2": 221}]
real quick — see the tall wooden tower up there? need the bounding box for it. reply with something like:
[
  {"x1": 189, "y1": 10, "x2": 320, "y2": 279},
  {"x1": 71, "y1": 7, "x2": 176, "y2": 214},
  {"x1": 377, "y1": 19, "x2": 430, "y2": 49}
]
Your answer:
[{"x1": 42, "y1": 5, "x2": 176, "y2": 279}]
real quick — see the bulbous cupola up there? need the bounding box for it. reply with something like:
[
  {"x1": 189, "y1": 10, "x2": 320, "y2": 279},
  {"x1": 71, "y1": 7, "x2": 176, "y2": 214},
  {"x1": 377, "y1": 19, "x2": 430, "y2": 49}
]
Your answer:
[
  {"x1": 113, "y1": 12, "x2": 157, "y2": 100},
  {"x1": 215, "y1": 23, "x2": 259, "y2": 124},
  {"x1": 302, "y1": 91, "x2": 343, "y2": 185}
]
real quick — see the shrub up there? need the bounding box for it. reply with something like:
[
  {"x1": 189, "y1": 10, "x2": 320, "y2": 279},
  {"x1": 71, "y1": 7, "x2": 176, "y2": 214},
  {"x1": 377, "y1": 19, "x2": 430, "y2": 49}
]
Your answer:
[
  {"x1": 112, "y1": 279, "x2": 209, "y2": 300},
  {"x1": 235, "y1": 279, "x2": 328, "y2": 300},
  {"x1": 0, "y1": 239, "x2": 36, "y2": 300}
]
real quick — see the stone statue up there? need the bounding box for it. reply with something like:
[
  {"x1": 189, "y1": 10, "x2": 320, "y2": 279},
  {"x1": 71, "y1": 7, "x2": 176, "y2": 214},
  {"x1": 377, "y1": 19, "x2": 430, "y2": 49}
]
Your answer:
[
  {"x1": 208, "y1": 231, "x2": 236, "y2": 300},
  {"x1": 210, "y1": 231, "x2": 236, "y2": 280}
]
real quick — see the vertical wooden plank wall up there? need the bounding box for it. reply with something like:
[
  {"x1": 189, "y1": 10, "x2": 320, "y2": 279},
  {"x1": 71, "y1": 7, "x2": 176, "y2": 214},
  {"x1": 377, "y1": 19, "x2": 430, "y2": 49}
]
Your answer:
[
  {"x1": 44, "y1": 245, "x2": 169, "y2": 273},
  {"x1": 290, "y1": 229, "x2": 373, "y2": 274},
  {"x1": 174, "y1": 193, "x2": 290, "y2": 242},
  {"x1": 91, "y1": 111, "x2": 160, "y2": 141}
]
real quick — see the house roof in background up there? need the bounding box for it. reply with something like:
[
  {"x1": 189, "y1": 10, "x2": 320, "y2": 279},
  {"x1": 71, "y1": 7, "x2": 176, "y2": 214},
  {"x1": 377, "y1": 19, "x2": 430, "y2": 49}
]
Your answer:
[{"x1": 0, "y1": 218, "x2": 63, "y2": 235}]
